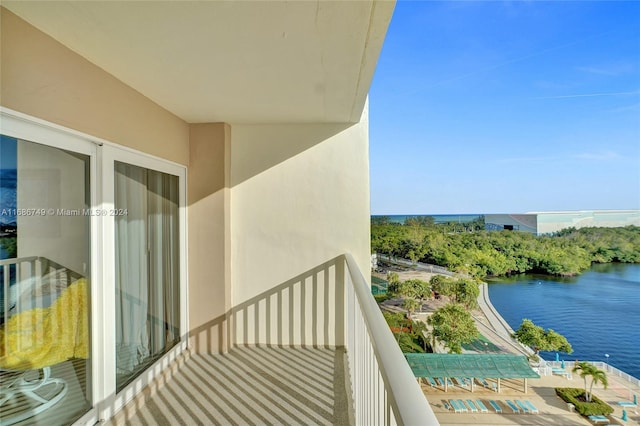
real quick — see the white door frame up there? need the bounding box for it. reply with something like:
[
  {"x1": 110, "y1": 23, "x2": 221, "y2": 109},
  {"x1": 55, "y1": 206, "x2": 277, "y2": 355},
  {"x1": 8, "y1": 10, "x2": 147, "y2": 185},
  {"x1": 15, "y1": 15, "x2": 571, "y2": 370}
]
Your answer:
[
  {"x1": 99, "y1": 142, "x2": 188, "y2": 420},
  {"x1": 0, "y1": 107, "x2": 189, "y2": 425}
]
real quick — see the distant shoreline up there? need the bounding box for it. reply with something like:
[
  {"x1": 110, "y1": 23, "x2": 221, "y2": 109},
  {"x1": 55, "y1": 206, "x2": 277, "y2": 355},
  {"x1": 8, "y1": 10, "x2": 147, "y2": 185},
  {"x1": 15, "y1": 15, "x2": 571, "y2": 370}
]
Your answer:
[{"x1": 373, "y1": 214, "x2": 483, "y2": 224}]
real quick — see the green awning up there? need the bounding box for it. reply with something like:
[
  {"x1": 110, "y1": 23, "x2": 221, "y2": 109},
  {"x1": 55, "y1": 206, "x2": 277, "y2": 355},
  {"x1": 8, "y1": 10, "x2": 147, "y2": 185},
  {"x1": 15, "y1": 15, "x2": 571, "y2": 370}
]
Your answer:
[{"x1": 404, "y1": 353, "x2": 540, "y2": 379}]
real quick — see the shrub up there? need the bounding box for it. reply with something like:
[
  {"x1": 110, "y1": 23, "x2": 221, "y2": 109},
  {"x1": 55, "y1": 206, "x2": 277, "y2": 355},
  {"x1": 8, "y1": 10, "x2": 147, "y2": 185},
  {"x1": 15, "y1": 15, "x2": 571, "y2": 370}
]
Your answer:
[
  {"x1": 374, "y1": 293, "x2": 392, "y2": 303},
  {"x1": 555, "y1": 388, "x2": 614, "y2": 416}
]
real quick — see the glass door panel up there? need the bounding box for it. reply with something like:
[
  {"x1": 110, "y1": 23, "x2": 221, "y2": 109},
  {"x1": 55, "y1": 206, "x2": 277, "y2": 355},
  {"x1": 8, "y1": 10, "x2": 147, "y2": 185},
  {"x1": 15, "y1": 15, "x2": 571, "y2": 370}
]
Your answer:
[
  {"x1": 0, "y1": 134, "x2": 92, "y2": 425},
  {"x1": 114, "y1": 161, "x2": 179, "y2": 392}
]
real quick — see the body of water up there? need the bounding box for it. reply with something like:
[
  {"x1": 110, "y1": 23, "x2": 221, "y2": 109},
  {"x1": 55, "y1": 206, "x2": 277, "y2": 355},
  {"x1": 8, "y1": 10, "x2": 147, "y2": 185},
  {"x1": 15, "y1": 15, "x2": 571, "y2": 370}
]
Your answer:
[
  {"x1": 488, "y1": 263, "x2": 640, "y2": 379},
  {"x1": 0, "y1": 168, "x2": 17, "y2": 226}
]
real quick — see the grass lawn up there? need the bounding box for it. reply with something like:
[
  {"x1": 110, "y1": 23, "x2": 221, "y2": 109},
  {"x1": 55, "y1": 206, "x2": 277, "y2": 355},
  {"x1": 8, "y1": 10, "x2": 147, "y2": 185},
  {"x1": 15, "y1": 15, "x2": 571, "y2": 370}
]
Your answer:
[{"x1": 462, "y1": 334, "x2": 502, "y2": 353}]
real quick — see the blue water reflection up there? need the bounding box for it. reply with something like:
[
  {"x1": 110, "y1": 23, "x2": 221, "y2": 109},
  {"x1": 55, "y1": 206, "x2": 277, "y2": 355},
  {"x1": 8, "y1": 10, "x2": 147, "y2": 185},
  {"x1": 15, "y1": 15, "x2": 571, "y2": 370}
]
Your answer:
[{"x1": 488, "y1": 263, "x2": 640, "y2": 378}]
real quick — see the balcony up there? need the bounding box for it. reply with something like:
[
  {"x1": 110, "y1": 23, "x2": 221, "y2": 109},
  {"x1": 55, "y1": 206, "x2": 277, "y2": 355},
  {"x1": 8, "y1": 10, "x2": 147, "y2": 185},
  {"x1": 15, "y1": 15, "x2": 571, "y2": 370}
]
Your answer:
[{"x1": 111, "y1": 254, "x2": 439, "y2": 425}]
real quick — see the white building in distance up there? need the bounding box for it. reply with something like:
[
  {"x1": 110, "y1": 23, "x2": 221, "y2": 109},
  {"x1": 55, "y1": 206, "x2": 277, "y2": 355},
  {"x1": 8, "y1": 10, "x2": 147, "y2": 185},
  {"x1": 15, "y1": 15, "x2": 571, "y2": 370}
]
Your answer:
[{"x1": 485, "y1": 210, "x2": 640, "y2": 235}]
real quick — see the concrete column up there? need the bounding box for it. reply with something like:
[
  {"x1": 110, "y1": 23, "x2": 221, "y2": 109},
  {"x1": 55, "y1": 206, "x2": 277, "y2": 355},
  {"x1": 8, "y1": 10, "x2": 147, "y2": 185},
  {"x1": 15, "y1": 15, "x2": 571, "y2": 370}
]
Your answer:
[{"x1": 187, "y1": 123, "x2": 232, "y2": 354}]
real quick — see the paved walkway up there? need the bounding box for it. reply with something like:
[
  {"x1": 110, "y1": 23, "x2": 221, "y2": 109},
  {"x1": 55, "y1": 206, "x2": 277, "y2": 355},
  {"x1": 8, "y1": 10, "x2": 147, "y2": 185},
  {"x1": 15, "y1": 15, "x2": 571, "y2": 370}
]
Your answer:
[{"x1": 475, "y1": 283, "x2": 532, "y2": 357}]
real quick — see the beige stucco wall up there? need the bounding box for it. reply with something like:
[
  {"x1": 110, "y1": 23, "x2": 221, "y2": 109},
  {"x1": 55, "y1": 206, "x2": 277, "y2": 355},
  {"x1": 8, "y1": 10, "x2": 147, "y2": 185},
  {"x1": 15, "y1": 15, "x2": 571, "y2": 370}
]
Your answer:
[
  {"x1": 0, "y1": 8, "x2": 189, "y2": 165},
  {"x1": 229, "y1": 104, "x2": 371, "y2": 346},
  {"x1": 187, "y1": 123, "x2": 232, "y2": 353}
]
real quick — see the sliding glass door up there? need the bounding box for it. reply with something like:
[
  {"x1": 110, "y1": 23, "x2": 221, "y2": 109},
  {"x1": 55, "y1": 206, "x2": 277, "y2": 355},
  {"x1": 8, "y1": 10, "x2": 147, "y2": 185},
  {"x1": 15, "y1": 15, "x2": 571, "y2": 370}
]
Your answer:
[
  {"x1": 2, "y1": 110, "x2": 187, "y2": 423},
  {"x1": 113, "y1": 161, "x2": 181, "y2": 392},
  {"x1": 0, "y1": 133, "x2": 93, "y2": 425}
]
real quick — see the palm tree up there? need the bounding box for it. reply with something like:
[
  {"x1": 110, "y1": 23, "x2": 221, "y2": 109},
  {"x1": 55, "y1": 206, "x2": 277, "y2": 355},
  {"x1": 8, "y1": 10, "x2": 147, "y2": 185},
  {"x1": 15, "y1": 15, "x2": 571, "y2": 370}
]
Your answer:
[
  {"x1": 387, "y1": 272, "x2": 401, "y2": 294},
  {"x1": 573, "y1": 362, "x2": 595, "y2": 400},
  {"x1": 588, "y1": 368, "x2": 608, "y2": 402},
  {"x1": 410, "y1": 320, "x2": 429, "y2": 351},
  {"x1": 572, "y1": 361, "x2": 608, "y2": 402},
  {"x1": 402, "y1": 298, "x2": 420, "y2": 318}
]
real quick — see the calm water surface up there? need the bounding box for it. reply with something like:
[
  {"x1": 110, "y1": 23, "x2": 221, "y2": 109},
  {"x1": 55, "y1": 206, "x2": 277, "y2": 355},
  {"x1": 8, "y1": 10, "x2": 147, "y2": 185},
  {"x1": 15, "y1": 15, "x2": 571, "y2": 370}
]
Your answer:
[{"x1": 488, "y1": 263, "x2": 640, "y2": 379}]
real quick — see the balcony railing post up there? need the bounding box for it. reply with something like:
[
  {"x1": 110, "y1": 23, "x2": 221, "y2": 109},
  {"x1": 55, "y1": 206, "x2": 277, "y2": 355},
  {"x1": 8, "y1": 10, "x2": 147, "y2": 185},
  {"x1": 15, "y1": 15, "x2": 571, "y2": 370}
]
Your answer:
[{"x1": 336, "y1": 258, "x2": 346, "y2": 348}]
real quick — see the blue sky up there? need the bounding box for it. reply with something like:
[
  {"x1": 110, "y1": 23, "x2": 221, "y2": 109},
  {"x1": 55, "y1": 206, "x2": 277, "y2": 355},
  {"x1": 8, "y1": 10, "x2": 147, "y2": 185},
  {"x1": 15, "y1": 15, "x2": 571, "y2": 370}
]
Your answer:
[{"x1": 369, "y1": 1, "x2": 640, "y2": 215}]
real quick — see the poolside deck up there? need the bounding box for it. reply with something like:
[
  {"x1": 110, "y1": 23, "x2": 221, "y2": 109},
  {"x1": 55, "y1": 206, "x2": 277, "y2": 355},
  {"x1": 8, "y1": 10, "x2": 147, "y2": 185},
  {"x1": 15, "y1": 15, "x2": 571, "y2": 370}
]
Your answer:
[{"x1": 422, "y1": 370, "x2": 640, "y2": 425}]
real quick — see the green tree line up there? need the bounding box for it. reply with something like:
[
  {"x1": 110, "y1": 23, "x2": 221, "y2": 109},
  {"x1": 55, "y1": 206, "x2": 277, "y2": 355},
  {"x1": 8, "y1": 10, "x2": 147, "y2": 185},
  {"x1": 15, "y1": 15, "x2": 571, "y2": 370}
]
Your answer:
[{"x1": 372, "y1": 221, "x2": 640, "y2": 278}]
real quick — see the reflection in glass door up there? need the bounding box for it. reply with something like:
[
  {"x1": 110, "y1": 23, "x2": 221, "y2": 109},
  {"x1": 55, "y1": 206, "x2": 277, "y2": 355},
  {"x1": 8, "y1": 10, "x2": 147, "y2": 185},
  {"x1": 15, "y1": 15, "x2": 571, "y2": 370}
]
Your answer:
[
  {"x1": 114, "y1": 161, "x2": 180, "y2": 392},
  {"x1": 0, "y1": 135, "x2": 92, "y2": 425}
]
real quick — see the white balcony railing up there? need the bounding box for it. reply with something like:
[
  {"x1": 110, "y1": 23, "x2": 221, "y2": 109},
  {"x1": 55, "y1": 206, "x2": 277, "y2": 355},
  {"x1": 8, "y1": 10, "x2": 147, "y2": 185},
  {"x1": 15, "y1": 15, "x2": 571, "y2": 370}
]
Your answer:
[
  {"x1": 1, "y1": 256, "x2": 84, "y2": 365},
  {"x1": 546, "y1": 360, "x2": 640, "y2": 387},
  {"x1": 195, "y1": 254, "x2": 439, "y2": 425},
  {"x1": 344, "y1": 254, "x2": 439, "y2": 426},
  {"x1": 1, "y1": 256, "x2": 82, "y2": 322}
]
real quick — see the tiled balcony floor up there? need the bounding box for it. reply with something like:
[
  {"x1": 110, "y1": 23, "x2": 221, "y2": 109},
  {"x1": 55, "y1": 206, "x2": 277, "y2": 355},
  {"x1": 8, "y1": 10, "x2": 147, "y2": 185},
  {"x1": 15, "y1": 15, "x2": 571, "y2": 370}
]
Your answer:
[{"x1": 112, "y1": 347, "x2": 352, "y2": 426}]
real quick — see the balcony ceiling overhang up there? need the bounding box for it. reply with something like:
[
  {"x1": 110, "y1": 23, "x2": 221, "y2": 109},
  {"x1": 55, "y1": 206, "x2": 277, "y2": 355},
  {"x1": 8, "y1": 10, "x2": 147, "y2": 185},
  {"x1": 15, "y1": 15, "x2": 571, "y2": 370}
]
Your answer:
[{"x1": 3, "y1": 1, "x2": 394, "y2": 124}]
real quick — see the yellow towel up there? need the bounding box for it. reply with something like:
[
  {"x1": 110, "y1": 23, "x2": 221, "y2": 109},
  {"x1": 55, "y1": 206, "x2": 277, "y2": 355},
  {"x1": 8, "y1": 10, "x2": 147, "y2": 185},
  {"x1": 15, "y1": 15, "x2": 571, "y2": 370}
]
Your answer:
[{"x1": 0, "y1": 278, "x2": 89, "y2": 370}]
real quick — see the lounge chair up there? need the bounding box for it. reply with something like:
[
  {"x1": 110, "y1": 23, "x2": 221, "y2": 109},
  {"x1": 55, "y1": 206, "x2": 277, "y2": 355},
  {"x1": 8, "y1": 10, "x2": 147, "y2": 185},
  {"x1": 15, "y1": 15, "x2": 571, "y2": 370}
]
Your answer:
[
  {"x1": 456, "y1": 399, "x2": 468, "y2": 412},
  {"x1": 465, "y1": 399, "x2": 478, "y2": 413},
  {"x1": 489, "y1": 400, "x2": 502, "y2": 413},
  {"x1": 454, "y1": 377, "x2": 466, "y2": 387},
  {"x1": 515, "y1": 400, "x2": 530, "y2": 413},
  {"x1": 523, "y1": 400, "x2": 539, "y2": 414},
  {"x1": 449, "y1": 399, "x2": 463, "y2": 413},
  {"x1": 475, "y1": 399, "x2": 489, "y2": 413},
  {"x1": 435, "y1": 377, "x2": 444, "y2": 386},
  {"x1": 588, "y1": 415, "x2": 610, "y2": 424},
  {"x1": 491, "y1": 381, "x2": 498, "y2": 392},
  {"x1": 443, "y1": 400, "x2": 452, "y2": 411},
  {"x1": 505, "y1": 400, "x2": 520, "y2": 413},
  {"x1": 618, "y1": 401, "x2": 637, "y2": 407},
  {"x1": 425, "y1": 377, "x2": 436, "y2": 387},
  {"x1": 477, "y1": 378, "x2": 489, "y2": 388},
  {"x1": 552, "y1": 368, "x2": 571, "y2": 378}
]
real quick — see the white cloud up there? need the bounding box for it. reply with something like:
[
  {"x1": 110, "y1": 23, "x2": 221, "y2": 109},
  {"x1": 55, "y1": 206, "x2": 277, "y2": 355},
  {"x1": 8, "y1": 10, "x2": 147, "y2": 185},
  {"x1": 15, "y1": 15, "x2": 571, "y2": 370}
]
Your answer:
[
  {"x1": 574, "y1": 151, "x2": 620, "y2": 161},
  {"x1": 532, "y1": 90, "x2": 640, "y2": 100},
  {"x1": 577, "y1": 63, "x2": 635, "y2": 76}
]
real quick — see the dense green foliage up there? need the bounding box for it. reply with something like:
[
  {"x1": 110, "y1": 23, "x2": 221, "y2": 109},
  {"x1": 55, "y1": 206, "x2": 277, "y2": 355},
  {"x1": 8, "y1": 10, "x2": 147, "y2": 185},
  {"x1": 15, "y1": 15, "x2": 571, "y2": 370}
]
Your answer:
[
  {"x1": 372, "y1": 220, "x2": 640, "y2": 278},
  {"x1": 381, "y1": 272, "x2": 480, "y2": 353},
  {"x1": 429, "y1": 275, "x2": 479, "y2": 309},
  {"x1": 390, "y1": 278, "x2": 431, "y2": 303},
  {"x1": 555, "y1": 388, "x2": 613, "y2": 416},
  {"x1": 513, "y1": 319, "x2": 573, "y2": 354},
  {"x1": 382, "y1": 311, "x2": 428, "y2": 353},
  {"x1": 427, "y1": 303, "x2": 479, "y2": 354},
  {"x1": 0, "y1": 237, "x2": 16, "y2": 258}
]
